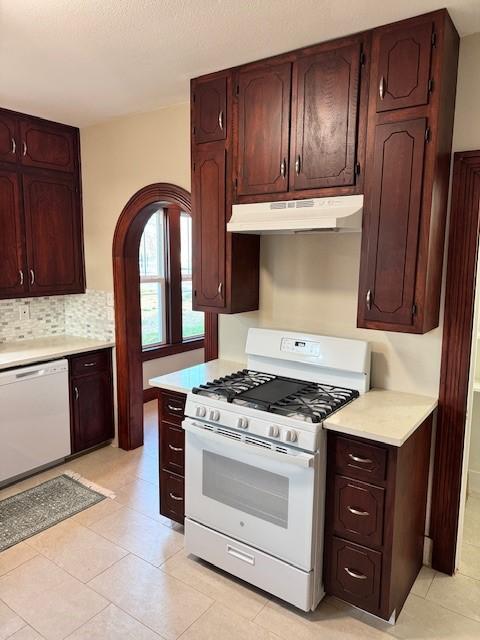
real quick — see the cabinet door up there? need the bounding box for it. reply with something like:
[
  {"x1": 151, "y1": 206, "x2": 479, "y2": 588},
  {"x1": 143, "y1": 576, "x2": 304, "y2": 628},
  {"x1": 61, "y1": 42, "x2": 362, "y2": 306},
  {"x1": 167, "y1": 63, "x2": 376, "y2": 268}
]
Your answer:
[
  {"x1": 20, "y1": 119, "x2": 76, "y2": 172},
  {"x1": 23, "y1": 173, "x2": 84, "y2": 295},
  {"x1": 192, "y1": 145, "x2": 226, "y2": 309},
  {"x1": 0, "y1": 170, "x2": 27, "y2": 297},
  {"x1": 0, "y1": 113, "x2": 19, "y2": 163},
  {"x1": 192, "y1": 76, "x2": 227, "y2": 144},
  {"x1": 360, "y1": 118, "x2": 426, "y2": 327},
  {"x1": 291, "y1": 44, "x2": 361, "y2": 190},
  {"x1": 237, "y1": 63, "x2": 291, "y2": 196},
  {"x1": 71, "y1": 372, "x2": 114, "y2": 453},
  {"x1": 376, "y1": 21, "x2": 433, "y2": 112}
]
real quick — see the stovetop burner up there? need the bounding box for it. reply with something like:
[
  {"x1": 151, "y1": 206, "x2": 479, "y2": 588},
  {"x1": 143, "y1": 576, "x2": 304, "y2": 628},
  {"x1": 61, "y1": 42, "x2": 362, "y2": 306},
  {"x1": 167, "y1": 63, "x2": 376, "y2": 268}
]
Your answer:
[{"x1": 193, "y1": 369, "x2": 358, "y2": 423}]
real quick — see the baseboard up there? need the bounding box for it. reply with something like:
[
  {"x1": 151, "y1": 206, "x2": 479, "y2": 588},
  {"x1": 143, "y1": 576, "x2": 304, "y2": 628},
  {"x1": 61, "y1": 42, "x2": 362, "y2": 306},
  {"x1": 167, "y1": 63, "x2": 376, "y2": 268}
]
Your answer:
[
  {"x1": 143, "y1": 387, "x2": 158, "y2": 403},
  {"x1": 468, "y1": 469, "x2": 480, "y2": 496}
]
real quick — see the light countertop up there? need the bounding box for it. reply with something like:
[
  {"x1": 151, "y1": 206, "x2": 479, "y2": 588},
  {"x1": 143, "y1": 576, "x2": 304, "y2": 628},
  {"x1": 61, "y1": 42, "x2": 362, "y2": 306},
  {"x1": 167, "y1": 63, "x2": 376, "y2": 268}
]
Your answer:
[
  {"x1": 0, "y1": 336, "x2": 115, "y2": 371},
  {"x1": 149, "y1": 359, "x2": 244, "y2": 395},
  {"x1": 323, "y1": 388, "x2": 438, "y2": 447}
]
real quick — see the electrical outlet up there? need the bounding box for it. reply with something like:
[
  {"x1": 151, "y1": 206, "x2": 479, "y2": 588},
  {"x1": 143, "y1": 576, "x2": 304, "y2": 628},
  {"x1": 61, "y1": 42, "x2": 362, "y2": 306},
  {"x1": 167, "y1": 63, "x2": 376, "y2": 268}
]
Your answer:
[{"x1": 18, "y1": 304, "x2": 30, "y2": 320}]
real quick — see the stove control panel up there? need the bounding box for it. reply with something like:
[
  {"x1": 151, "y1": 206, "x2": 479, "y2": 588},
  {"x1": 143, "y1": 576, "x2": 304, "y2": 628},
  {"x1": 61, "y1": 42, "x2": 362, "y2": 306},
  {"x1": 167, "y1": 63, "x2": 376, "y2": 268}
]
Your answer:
[{"x1": 280, "y1": 337, "x2": 320, "y2": 357}]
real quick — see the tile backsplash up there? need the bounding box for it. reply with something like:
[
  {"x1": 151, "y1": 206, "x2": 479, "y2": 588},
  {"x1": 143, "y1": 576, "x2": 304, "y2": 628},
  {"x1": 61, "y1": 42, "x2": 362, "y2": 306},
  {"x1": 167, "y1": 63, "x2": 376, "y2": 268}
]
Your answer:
[{"x1": 0, "y1": 290, "x2": 114, "y2": 343}]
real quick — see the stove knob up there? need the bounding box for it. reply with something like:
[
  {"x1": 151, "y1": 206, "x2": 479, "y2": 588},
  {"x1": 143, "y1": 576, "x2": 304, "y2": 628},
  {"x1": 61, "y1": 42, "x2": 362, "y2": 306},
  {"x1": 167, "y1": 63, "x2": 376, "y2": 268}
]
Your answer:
[
  {"x1": 196, "y1": 406, "x2": 207, "y2": 418},
  {"x1": 209, "y1": 409, "x2": 220, "y2": 422},
  {"x1": 268, "y1": 425, "x2": 280, "y2": 438},
  {"x1": 237, "y1": 417, "x2": 249, "y2": 429},
  {"x1": 283, "y1": 429, "x2": 297, "y2": 442}
]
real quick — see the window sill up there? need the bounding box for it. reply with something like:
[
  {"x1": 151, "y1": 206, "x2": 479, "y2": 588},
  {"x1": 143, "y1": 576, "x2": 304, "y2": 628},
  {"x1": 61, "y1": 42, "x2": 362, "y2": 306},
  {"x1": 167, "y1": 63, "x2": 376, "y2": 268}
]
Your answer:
[{"x1": 141, "y1": 338, "x2": 205, "y2": 362}]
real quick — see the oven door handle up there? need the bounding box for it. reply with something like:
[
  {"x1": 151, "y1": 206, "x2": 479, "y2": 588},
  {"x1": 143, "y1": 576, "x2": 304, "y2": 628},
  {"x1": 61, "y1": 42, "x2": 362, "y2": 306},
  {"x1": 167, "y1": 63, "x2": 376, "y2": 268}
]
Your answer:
[{"x1": 183, "y1": 420, "x2": 315, "y2": 468}]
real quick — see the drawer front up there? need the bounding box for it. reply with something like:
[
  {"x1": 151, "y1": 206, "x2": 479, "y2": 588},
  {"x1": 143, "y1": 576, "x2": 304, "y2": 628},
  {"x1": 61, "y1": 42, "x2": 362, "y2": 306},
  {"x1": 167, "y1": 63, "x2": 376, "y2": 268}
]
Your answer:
[
  {"x1": 160, "y1": 392, "x2": 186, "y2": 425},
  {"x1": 70, "y1": 350, "x2": 110, "y2": 377},
  {"x1": 160, "y1": 422, "x2": 185, "y2": 476},
  {"x1": 328, "y1": 537, "x2": 382, "y2": 612},
  {"x1": 160, "y1": 470, "x2": 184, "y2": 524},
  {"x1": 333, "y1": 476, "x2": 385, "y2": 548},
  {"x1": 334, "y1": 436, "x2": 387, "y2": 483}
]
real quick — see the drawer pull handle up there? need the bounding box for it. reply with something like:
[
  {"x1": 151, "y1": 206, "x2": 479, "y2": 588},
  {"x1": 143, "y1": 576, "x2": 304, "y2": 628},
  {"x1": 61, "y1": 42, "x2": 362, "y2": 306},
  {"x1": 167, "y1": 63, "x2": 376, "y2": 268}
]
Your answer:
[
  {"x1": 83, "y1": 362, "x2": 96, "y2": 367},
  {"x1": 227, "y1": 544, "x2": 255, "y2": 565},
  {"x1": 168, "y1": 444, "x2": 183, "y2": 452},
  {"x1": 345, "y1": 567, "x2": 367, "y2": 580},
  {"x1": 167, "y1": 404, "x2": 183, "y2": 413},
  {"x1": 348, "y1": 453, "x2": 372, "y2": 464},
  {"x1": 169, "y1": 492, "x2": 183, "y2": 502},
  {"x1": 347, "y1": 506, "x2": 370, "y2": 517}
]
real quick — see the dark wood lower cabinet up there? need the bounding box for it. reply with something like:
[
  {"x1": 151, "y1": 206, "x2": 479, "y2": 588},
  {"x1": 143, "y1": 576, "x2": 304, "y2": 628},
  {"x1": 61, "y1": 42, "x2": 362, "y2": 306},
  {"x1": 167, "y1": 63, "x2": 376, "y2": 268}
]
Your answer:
[
  {"x1": 69, "y1": 349, "x2": 114, "y2": 454},
  {"x1": 158, "y1": 388, "x2": 186, "y2": 524},
  {"x1": 324, "y1": 417, "x2": 432, "y2": 621}
]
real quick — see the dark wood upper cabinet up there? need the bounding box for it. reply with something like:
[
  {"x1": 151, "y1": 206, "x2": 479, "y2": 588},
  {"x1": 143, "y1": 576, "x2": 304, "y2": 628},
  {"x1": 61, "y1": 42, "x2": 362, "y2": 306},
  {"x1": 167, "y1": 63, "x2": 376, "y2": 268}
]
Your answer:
[
  {"x1": 0, "y1": 113, "x2": 18, "y2": 163},
  {"x1": 291, "y1": 43, "x2": 361, "y2": 190},
  {"x1": 358, "y1": 11, "x2": 459, "y2": 333},
  {"x1": 0, "y1": 170, "x2": 26, "y2": 298},
  {"x1": 192, "y1": 144, "x2": 226, "y2": 309},
  {"x1": 19, "y1": 119, "x2": 76, "y2": 172},
  {"x1": 192, "y1": 76, "x2": 227, "y2": 144},
  {"x1": 237, "y1": 63, "x2": 291, "y2": 196},
  {"x1": 376, "y1": 21, "x2": 433, "y2": 112},
  {"x1": 23, "y1": 173, "x2": 84, "y2": 296},
  {"x1": 0, "y1": 108, "x2": 85, "y2": 300},
  {"x1": 361, "y1": 118, "x2": 426, "y2": 327}
]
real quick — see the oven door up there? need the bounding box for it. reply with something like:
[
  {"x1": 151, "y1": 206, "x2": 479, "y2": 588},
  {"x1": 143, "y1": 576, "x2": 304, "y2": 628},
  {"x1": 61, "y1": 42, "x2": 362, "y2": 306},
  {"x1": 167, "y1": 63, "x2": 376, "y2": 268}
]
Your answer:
[{"x1": 183, "y1": 418, "x2": 318, "y2": 571}]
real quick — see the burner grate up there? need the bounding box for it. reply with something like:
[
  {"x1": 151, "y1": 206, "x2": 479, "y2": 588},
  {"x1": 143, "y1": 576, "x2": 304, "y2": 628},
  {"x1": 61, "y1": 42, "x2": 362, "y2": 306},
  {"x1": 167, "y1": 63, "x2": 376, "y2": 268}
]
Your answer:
[
  {"x1": 192, "y1": 370, "x2": 275, "y2": 402},
  {"x1": 270, "y1": 383, "x2": 359, "y2": 423}
]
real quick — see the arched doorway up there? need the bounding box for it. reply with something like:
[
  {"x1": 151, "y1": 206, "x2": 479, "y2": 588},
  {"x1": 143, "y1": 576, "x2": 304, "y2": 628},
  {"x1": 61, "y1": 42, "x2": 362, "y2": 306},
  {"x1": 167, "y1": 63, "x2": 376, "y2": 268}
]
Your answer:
[{"x1": 112, "y1": 183, "x2": 218, "y2": 450}]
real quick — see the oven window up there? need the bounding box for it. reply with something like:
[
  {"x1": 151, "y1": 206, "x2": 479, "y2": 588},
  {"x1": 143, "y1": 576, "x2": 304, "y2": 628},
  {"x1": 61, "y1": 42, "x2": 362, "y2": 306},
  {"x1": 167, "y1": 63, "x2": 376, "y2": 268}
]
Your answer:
[{"x1": 202, "y1": 451, "x2": 289, "y2": 528}]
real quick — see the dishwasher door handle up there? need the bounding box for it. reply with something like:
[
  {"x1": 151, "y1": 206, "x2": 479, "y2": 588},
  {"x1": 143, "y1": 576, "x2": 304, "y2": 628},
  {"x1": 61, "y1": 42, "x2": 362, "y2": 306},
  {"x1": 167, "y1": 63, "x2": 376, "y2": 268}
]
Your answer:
[{"x1": 15, "y1": 368, "x2": 47, "y2": 379}]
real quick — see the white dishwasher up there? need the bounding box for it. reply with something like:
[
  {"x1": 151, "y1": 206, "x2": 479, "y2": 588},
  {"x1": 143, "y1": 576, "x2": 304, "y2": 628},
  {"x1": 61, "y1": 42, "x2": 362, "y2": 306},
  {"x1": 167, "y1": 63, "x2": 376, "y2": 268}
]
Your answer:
[{"x1": 0, "y1": 359, "x2": 71, "y2": 485}]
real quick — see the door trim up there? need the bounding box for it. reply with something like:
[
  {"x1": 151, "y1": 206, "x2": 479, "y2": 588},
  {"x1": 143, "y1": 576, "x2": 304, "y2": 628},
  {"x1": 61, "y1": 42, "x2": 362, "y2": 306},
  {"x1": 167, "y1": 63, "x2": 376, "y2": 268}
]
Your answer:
[
  {"x1": 112, "y1": 183, "x2": 218, "y2": 451},
  {"x1": 430, "y1": 151, "x2": 480, "y2": 573}
]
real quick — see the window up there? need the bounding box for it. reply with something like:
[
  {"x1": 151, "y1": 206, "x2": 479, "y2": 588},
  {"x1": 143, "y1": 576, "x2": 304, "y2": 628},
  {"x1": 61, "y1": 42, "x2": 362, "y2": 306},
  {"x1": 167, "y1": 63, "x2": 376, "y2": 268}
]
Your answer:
[{"x1": 139, "y1": 205, "x2": 204, "y2": 355}]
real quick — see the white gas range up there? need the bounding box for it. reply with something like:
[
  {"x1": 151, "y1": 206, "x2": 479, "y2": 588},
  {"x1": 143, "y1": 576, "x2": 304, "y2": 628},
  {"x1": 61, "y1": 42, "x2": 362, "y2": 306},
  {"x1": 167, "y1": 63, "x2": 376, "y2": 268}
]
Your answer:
[{"x1": 182, "y1": 328, "x2": 371, "y2": 611}]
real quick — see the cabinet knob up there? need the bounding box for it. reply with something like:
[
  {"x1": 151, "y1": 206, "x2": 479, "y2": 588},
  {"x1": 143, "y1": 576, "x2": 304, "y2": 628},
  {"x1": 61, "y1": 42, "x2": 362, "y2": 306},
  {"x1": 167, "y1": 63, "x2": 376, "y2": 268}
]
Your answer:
[
  {"x1": 379, "y1": 76, "x2": 386, "y2": 100},
  {"x1": 366, "y1": 289, "x2": 372, "y2": 311},
  {"x1": 18, "y1": 270, "x2": 24, "y2": 286},
  {"x1": 11, "y1": 137, "x2": 16, "y2": 155},
  {"x1": 217, "y1": 282, "x2": 223, "y2": 297},
  {"x1": 30, "y1": 269, "x2": 35, "y2": 286},
  {"x1": 218, "y1": 110, "x2": 224, "y2": 131},
  {"x1": 280, "y1": 158, "x2": 286, "y2": 178},
  {"x1": 74, "y1": 386, "x2": 79, "y2": 401},
  {"x1": 22, "y1": 141, "x2": 27, "y2": 156},
  {"x1": 295, "y1": 155, "x2": 301, "y2": 175}
]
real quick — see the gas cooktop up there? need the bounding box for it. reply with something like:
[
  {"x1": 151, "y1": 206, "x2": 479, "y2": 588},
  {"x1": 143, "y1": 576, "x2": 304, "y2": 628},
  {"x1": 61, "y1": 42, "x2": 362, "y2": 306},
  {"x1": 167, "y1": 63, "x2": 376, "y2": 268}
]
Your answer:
[{"x1": 192, "y1": 369, "x2": 358, "y2": 423}]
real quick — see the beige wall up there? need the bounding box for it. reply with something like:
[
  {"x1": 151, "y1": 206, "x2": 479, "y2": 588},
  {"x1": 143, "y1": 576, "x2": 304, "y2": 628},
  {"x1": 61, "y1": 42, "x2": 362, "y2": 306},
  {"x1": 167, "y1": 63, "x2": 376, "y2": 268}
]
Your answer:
[
  {"x1": 80, "y1": 103, "x2": 203, "y2": 382},
  {"x1": 219, "y1": 32, "x2": 480, "y2": 398}
]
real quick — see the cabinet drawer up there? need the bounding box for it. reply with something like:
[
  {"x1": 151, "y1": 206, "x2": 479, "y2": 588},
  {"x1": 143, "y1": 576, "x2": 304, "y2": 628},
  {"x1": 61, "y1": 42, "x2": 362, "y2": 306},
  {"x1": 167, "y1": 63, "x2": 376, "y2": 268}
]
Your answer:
[
  {"x1": 160, "y1": 422, "x2": 185, "y2": 476},
  {"x1": 334, "y1": 436, "x2": 387, "y2": 483},
  {"x1": 160, "y1": 392, "x2": 186, "y2": 425},
  {"x1": 160, "y1": 470, "x2": 184, "y2": 524},
  {"x1": 333, "y1": 476, "x2": 385, "y2": 548},
  {"x1": 328, "y1": 537, "x2": 382, "y2": 612},
  {"x1": 70, "y1": 350, "x2": 110, "y2": 377}
]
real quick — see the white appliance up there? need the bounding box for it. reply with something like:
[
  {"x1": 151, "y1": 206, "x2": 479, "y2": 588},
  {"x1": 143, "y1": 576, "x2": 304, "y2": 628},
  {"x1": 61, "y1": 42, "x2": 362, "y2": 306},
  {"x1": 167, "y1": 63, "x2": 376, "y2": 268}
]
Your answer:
[
  {"x1": 183, "y1": 328, "x2": 370, "y2": 611},
  {"x1": 0, "y1": 359, "x2": 71, "y2": 486},
  {"x1": 227, "y1": 195, "x2": 363, "y2": 234}
]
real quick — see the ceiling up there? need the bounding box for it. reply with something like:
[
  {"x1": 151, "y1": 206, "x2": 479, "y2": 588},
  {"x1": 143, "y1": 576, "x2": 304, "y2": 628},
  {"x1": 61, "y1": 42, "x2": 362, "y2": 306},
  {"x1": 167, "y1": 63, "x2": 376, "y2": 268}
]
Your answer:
[{"x1": 1, "y1": 0, "x2": 479, "y2": 127}]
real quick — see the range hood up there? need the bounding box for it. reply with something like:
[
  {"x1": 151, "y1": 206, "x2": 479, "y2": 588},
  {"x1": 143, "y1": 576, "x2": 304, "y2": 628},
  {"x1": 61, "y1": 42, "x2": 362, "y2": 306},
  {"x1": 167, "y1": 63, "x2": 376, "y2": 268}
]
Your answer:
[{"x1": 227, "y1": 195, "x2": 363, "y2": 234}]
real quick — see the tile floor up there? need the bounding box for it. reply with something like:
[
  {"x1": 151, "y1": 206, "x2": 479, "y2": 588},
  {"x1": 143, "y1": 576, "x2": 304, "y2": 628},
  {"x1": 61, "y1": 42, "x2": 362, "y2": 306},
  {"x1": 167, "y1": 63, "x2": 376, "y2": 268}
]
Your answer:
[{"x1": 1, "y1": 400, "x2": 480, "y2": 639}]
